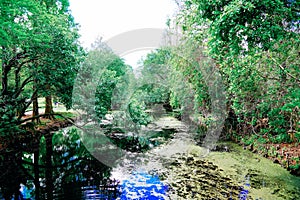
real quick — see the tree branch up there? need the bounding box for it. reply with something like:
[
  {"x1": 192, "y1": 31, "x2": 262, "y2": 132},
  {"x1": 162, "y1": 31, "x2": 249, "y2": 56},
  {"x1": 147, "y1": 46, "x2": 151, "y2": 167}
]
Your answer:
[
  {"x1": 7, "y1": 51, "x2": 29, "y2": 70},
  {"x1": 17, "y1": 90, "x2": 38, "y2": 121},
  {"x1": 269, "y1": 55, "x2": 300, "y2": 83},
  {"x1": 14, "y1": 76, "x2": 34, "y2": 99},
  {"x1": 16, "y1": 57, "x2": 38, "y2": 71}
]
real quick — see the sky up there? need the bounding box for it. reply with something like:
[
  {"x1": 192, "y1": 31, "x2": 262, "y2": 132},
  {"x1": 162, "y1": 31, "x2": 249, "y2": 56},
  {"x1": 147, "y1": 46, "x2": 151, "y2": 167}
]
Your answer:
[{"x1": 68, "y1": 0, "x2": 178, "y2": 68}]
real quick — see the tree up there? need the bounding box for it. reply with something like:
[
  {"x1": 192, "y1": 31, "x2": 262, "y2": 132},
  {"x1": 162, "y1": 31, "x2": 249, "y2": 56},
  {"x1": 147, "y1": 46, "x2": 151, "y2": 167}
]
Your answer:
[
  {"x1": 33, "y1": 0, "x2": 84, "y2": 118},
  {"x1": 140, "y1": 49, "x2": 172, "y2": 107},
  {"x1": 40, "y1": 14, "x2": 83, "y2": 118},
  {"x1": 0, "y1": 0, "x2": 83, "y2": 121},
  {"x1": 176, "y1": 0, "x2": 300, "y2": 142},
  {"x1": 0, "y1": 1, "x2": 83, "y2": 198},
  {"x1": 73, "y1": 38, "x2": 128, "y2": 120},
  {"x1": 179, "y1": 0, "x2": 299, "y2": 57}
]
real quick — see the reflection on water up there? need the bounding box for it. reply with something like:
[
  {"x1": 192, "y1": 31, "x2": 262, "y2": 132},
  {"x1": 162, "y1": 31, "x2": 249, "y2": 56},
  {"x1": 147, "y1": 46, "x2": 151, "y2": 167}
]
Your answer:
[
  {"x1": 0, "y1": 126, "x2": 270, "y2": 200},
  {"x1": 1, "y1": 126, "x2": 300, "y2": 199},
  {"x1": 20, "y1": 182, "x2": 35, "y2": 199},
  {"x1": 0, "y1": 127, "x2": 169, "y2": 200},
  {"x1": 119, "y1": 171, "x2": 168, "y2": 200},
  {"x1": 238, "y1": 175, "x2": 250, "y2": 200},
  {"x1": 0, "y1": 128, "x2": 115, "y2": 199}
]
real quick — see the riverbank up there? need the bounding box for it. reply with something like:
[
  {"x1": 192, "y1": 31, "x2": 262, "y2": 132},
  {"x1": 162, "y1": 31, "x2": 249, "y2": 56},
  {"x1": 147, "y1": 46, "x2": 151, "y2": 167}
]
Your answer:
[{"x1": 241, "y1": 140, "x2": 300, "y2": 176}]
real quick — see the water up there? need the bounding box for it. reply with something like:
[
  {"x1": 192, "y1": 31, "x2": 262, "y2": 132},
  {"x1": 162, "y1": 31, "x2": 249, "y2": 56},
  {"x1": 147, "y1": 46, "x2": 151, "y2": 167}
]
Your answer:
[
  {"x1": 20, "y1": 182, "x2": 35, "y2": 199},
  {"x1": 0, "y1": 127, "x2": 170, "y2": 200},
  {"x1": 238, "y1": 175, "x2": 250, "y2": 200},
  {"x1": 16, "y1": 171, "x2": 168, "y2": 200},
  {"x1": 1, "y1": 119, "x2": 300, "y2": 199},
  {"x1": 119, "y1": 171, "x2": 168, "y2": 200}
]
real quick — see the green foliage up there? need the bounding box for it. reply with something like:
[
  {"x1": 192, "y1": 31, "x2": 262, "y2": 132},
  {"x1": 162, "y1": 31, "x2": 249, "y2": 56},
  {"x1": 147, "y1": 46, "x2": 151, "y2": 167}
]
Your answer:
[
  {"x1": 169, "y1": 91, "x2": 181, "y2": 109},
  {"x1": 133, "y1": 84, "x2": 170, "y2": 106},
  {"x1": 93, "y1": 55, "x2": 127, "y2": 119},
  {"x1": 0, "y1": 0, "x2": 83, "y2": 136},
  {"x1": 181, "y1": 0, "x2": 299, "y2": 57},
  {"x1": 176, "y1": 0, "x2": 300, "y2": 143},
  {"x1": 0, "y1": 95, "x2": 24, "y2": 147},
  {"x1": 74, "y1": 38, "x2": 129, "y2": 120},
  {"x1": 141, "y1": 47, "x2": 211, "y2": 122},
  {"x1": 274, "y1": 133, "x2": 291, "y2": 143},
  {"x1": 33, "y1": 2, "x2": 84, "y2": 109},
  {"x1": 95, "y1": 70, "x2": 118, "y2": 119},
  {"x1": 295, "y1": 132, "x2": 300, "y2": 141},
  {"x1": 140, "y1": 49, "x2": 172, "y2": 106},
  {"x1": 116, "y1": 48, "x2": 174, "y2": 126},
  {"x1": 0, "y1": 7, "x2": 84, "y2": 195},
  {"x1": 128, "y1": 99, "x2": 152, "y2": 126}
]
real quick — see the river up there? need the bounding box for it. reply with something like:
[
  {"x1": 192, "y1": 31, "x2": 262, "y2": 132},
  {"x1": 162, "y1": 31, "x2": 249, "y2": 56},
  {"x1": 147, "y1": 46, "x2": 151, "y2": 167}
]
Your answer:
[{"x1": 0, "y1": 116, "x2": 299, "y2": 199}]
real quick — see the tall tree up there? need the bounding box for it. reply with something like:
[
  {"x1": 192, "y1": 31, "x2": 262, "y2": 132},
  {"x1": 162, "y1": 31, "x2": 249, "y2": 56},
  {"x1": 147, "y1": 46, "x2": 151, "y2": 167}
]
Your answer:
[
  {"x1": 176, "y1": 0, "x2": 300, "y2": 141},
  {"x1": 73, "y1": 38, "x2": 128, "y2": 120},
  {"x1": 0, "y1": 1, "x2": 83, "y2": 197},
  {"x1": 35, "y1": 0, "x2": 84, "y2": 118}
]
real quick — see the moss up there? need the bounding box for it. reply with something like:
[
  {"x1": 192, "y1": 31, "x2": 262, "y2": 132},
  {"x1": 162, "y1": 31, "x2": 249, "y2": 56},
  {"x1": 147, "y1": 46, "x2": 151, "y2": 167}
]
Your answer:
[{"x1": 205, "y1": 142, "x2": 300, "y2": 200}]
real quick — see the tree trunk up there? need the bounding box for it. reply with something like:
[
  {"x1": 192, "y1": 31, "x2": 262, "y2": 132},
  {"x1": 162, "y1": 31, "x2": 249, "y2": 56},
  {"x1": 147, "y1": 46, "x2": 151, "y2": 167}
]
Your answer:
[
  {"x1": 2, "y1": 65, "x2": 8, "y2": 95},
  {"x1": 32, "y1": 96, "x2": 40, "y2": 123},
  {"x1": 45, "y1": 95, "x2": 54, "y2": 120},
  {"x1": 15, "y1": 68, "x2": 21, "y2": 117},
  {"x1": 1, "y1": 47, "x2": 8, "y2": 95},
  {"x1": 32, "y1": 81, "x2": 40, "y2": 123},
  {"x1": 15, "y1": 68, "x2": 20, "y2": 94}
]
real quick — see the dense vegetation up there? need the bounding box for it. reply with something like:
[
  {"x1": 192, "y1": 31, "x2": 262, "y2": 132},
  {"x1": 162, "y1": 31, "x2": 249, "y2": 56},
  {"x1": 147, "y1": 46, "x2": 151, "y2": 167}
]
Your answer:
[
  {"x1": 0, "y1": 0, "x2": 84, "y2": 198},
  {"x1": 172, "y1": 0, "x2": 300, "y2": 144},
  {"x1": 0, "y1": 0, "x2": 84, "y2": 142},
  {"x1": 152, "y1": 0, "x2": 300, "y2": 172}
]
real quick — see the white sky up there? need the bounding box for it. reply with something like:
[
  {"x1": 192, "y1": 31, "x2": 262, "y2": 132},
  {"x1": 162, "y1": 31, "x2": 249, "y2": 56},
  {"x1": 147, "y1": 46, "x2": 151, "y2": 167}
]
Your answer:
[{"x1": 69, "y1": 0, "x2": 178, "y2": 68}]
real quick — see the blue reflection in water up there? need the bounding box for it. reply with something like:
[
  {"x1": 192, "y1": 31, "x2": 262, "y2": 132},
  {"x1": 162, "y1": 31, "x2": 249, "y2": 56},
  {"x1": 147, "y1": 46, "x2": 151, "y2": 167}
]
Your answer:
[
  {"x1": 19, "y1": 182, "x2": 35, "y2": 200},
  {"x1": 119, "y1": 171, "x2": 168, "y2": 200},
  {"x1": 12, "y1": 172, "x2": 254, "y2": 200},
  {"x1": 238, "y1": 175, "x2": 250, "y2": 200}
]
